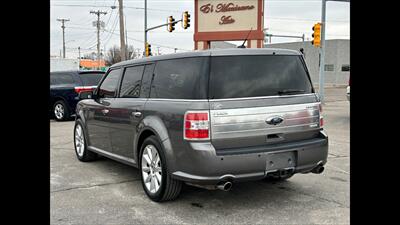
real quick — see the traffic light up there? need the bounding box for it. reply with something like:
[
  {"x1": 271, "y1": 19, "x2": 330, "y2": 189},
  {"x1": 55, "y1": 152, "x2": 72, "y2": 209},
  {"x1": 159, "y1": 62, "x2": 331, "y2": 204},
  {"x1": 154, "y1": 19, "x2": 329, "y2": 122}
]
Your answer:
[
  {"x1": 312, "y1": 23, "x2": 322, "y2": 47},
  {"x1": 182, "y1": 11, "x2": 190, "y2": 29},
  {"x1": 145, "y1": 43, "x2": 152, "y2": 57},
  {"x1": 167, "y1": 16, "x2": 175, "y2": 32}
]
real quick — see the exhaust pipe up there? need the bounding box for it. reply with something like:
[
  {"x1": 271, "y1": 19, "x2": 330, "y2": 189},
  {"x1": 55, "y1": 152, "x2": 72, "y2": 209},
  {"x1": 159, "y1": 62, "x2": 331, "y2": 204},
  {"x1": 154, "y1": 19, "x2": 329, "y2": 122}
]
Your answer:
[
  {"x1": 311, "y1": 164, "x2": 325, "y2": 174},
  {"x1": 216, "y1": 181, "x2": 232, "y2": 191}
]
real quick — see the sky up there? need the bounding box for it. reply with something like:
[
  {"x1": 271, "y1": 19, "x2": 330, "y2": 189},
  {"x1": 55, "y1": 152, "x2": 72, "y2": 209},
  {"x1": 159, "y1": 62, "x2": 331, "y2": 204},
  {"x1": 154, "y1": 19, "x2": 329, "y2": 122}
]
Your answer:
[{"x1": 50, "y1": 0, "x2": 350, "y2": 59}]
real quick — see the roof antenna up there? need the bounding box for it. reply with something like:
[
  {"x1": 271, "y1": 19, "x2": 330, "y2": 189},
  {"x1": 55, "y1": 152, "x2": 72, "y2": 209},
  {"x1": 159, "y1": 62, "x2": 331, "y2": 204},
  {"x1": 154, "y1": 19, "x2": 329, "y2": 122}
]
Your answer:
[{"x1": 238, "y1": 28, "x2": 253, "y2": 48}]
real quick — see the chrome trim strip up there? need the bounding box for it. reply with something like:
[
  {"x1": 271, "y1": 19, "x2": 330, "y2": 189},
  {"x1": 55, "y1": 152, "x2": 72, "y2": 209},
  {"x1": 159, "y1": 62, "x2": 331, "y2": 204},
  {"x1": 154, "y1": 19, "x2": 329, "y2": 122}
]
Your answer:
[
  {"x1": 211, "y1": 108, "x2": 318, "y2": 118},
  {"x1": 213, "y1": 123, "x2": 319, "y2": 134},
  {"x1": 212, "y1": 115, "x2": 319, "y2": 127},
  {"x1": 147, "y1": 98, "x2": 209, "y2": 102}
]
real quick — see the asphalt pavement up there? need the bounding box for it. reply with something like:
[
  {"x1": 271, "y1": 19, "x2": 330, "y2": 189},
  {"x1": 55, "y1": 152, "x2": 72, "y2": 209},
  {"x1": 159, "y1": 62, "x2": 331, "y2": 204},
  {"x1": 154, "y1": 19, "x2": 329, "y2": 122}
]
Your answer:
[{"x1": 50, "y1": 87, "x2": 350, "y2": 225}]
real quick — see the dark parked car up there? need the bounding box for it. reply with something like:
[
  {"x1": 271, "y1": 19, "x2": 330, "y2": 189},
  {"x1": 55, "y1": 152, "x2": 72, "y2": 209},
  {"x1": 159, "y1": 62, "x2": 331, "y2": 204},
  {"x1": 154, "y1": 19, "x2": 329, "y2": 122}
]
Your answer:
[
  {"x1": 74, "y1": 49, "x2": 328, "y2": 202},
  {"x1": 50, "y1": 70, "x2": 105, "y2": 121}
]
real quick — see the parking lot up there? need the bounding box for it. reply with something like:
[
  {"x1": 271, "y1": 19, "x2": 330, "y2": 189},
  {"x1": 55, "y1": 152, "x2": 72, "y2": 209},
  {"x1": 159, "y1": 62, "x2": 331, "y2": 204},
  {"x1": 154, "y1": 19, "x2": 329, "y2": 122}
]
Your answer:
[{"x1": 50, "y1": 87, "x2": 349, "y2": 224}]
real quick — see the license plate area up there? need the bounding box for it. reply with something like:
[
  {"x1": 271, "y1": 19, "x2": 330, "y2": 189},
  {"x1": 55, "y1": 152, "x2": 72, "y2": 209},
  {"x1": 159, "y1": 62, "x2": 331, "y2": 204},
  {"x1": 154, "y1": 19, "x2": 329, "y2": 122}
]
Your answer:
[{"x1": 265, "y1": 151, "x2": 297, "y2": 172}]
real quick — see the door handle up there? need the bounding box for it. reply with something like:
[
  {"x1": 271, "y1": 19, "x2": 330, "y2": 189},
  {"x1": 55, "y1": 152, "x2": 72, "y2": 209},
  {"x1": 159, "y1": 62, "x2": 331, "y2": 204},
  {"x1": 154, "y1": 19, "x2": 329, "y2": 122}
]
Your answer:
[
  {"x1": 133, "y1": 111, "x2": 142, "y2": 117},
  {"x1": 101, "y1": 109, "x2": 109, "y2": 114}
]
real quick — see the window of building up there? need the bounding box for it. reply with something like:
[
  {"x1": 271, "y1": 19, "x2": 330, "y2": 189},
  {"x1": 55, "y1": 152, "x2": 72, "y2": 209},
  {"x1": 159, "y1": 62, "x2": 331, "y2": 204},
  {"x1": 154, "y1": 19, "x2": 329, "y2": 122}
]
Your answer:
[
  {"x1": 341, "y1": 64, "x2": 350, "y2": 72},
  {"x1": 324, "y1": 64, "x2": 334, "y2": 72}
]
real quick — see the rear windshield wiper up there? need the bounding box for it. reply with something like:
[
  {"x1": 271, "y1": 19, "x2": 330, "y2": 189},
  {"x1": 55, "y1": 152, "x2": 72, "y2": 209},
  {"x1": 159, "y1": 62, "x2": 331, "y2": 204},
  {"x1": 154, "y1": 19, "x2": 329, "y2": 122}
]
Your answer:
[{"x1": 278, "y1": 89, "x2": 305, "y2": 95}]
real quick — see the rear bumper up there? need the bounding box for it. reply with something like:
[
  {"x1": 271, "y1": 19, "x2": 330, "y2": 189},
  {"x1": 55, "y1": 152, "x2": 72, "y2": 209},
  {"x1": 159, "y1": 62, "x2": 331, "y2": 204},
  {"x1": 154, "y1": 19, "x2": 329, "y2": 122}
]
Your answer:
[{"x1": 171, "y1": 131, "x2": 328, "y2": 185}]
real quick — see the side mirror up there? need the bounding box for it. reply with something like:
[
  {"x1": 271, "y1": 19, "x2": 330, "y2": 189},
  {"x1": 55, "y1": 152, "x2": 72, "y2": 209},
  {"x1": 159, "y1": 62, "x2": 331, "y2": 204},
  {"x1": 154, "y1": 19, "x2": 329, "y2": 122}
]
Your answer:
[{"x1": 79, "y1": 90, "x2": 95, "y2": 100}]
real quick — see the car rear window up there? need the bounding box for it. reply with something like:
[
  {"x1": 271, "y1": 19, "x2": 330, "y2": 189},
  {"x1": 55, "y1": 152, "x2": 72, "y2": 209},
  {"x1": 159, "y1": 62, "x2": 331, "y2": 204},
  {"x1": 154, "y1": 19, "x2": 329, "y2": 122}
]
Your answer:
[
  {"x1": 209, "y1": 55, "x2": 313, "y2": 99},
  {"x1": 50, "y1": 73, "x2": 75, "y2": 85},
  {"x1": 79, "y1": 72, "x2": 104, "y2": 86},
  {"x1": 150, "y1": 57, "x2": 209, "y2": 99}
]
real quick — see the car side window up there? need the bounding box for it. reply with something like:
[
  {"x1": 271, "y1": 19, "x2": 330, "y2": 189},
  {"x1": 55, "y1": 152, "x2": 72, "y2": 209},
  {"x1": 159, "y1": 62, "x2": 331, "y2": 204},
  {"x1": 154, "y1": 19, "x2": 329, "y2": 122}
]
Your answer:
[
  {"x1": 140, "y1": 64, "x2": 155, "y2": 98},
  {"x1": 97, "y1": 69, "x2": 121, "y2": 98},
  {"x1": 150, "y1": 57, "x2": 209, "y2": 99},
  {"x1": 119, "y1": 65, "x2": 145, "y2": 98}
]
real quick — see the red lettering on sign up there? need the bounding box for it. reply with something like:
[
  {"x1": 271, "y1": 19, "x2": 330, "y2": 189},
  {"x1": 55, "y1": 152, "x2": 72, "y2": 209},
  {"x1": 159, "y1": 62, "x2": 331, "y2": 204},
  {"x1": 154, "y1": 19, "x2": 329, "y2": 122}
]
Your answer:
[
  {"x1": 219, "y1": 15, "x2": 235, "y2": 25},
  {"x1": 200, "y1": 4, "x2": 211, "y2": 13},
  {"x1": 200, "y1": 2, "x2": 255, "y2": 14}
]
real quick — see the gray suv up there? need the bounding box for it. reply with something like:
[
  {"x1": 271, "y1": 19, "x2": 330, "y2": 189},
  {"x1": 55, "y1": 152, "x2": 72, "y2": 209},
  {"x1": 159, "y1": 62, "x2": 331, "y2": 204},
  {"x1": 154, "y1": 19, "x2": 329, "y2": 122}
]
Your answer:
[{"x1": 74, "y1": 48, "x2": 328, "y2": 202}]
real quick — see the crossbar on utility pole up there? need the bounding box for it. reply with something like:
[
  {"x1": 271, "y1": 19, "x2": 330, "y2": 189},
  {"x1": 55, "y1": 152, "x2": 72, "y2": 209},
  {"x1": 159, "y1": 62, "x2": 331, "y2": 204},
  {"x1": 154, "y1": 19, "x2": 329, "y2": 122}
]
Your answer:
[
  {"x1": 90, "y1": 10, "x2": 107, "y2": 70},
  {"x1": 56, "y1": 18, "x2": 70, "y2": 58}
]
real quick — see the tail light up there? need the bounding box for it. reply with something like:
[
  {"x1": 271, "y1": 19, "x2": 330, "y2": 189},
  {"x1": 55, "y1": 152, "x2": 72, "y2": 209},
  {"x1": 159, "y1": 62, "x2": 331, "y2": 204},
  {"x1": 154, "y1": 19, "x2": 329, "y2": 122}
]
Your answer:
[
  {"x1": 74, "y1": 86, "x2": 96, "y2": 94},
  {"x1": 319, "y1": 103, "x2": 324, "y2": 128},
  {"x1": 184, "y1": 111, "x2": 210, "y2": 140}
]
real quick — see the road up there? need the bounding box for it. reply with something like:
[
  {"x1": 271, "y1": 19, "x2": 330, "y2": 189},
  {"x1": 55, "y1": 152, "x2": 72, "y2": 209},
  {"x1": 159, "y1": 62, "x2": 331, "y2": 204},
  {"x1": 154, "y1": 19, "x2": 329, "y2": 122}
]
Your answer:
[{"x1": 50, "y1": 87, "x2": 349, "y2": 224}]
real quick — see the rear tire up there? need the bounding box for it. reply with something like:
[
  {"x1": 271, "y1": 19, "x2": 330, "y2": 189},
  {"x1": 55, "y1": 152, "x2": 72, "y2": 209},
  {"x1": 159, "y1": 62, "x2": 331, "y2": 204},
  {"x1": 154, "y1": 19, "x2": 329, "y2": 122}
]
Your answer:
[
  {"x1": 53, "y1": 100, "x2": 71, "y2": 121},
  {"x1": 139, "y1": 135, "x2": 182, "y2": 202},
  {"x1": 74, "y1": 120, "x2": 97, "y2": 162}
]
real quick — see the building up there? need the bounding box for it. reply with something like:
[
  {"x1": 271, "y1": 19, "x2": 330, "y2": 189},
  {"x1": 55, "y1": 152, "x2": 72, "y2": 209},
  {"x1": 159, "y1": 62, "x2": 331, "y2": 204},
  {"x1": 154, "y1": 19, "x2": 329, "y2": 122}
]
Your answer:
[
  {"x1": 210, "y1": 41, "x2": 237, "y2": 49},
  {"x1": 265, "y1": 39, "x2": 350, "y2": 86},
  {"x1": 50, "y1": 58, "x2": 80, "y2": 72},
  {"x1": 79, "y1": 59, "x2": 107, "y2": 71}
]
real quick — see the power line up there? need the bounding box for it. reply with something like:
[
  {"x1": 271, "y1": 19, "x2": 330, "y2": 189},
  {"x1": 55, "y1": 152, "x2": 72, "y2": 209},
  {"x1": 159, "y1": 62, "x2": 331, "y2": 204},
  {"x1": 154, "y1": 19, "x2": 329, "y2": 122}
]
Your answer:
[
  {"x1": 103, "y1": 29, "x2": 190, "y2": 51},
  {"x1": 56, "y1": 18, "x2": 70, "y2": 58},
  {"x1": 103, "y1": 11, "x2": 120, "y2": 47},
  {"x1": 266, "y1": 17, "x2": 349, "y2": 23},
  {"x1": 51, "y1": 4, "x2": 181, "y2": 13}
]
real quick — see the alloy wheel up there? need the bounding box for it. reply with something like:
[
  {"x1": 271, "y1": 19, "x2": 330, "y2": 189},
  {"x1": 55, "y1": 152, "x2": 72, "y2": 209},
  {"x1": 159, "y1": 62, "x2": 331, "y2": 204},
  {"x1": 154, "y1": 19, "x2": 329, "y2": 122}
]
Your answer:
[
  {"x1": 141, "y1": 145, "x2": 162, "y2": 193},
  {"x1": 75, "y1": 124, "x2": 85, "y2": 157},
  {"x1": 54, "y1": 103, "x2": 64, "y2": 120}
]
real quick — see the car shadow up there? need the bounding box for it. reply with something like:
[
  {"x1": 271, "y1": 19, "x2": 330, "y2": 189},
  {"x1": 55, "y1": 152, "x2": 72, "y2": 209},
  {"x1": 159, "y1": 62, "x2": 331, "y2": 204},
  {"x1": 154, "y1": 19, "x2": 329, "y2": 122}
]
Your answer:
[{"x1": 92, "y1": 156, "x2": 305, "y2": 208}]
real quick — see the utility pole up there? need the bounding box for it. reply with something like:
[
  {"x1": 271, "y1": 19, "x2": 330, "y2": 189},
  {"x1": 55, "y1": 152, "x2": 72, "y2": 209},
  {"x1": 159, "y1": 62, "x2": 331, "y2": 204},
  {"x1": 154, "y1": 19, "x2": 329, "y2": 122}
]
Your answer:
[
  {"x1": 90, "y1": 10, "x2": 107, "y2": 70},
  {"x1": 318, "y1": 0, "x2": 350, "y2": 103},
  {"x1": 144, "y1": 0, "x2": 147, "y2": 56},
  {"x1": 78, "y1": 47, "x2": 81, "y2": 59},
  {"x1": 118, "y1": 0, "x2": 126, "y2": 61},
  {"x1": 56, "y1": 18, "x2": 69, "y2": 58},
  {"x1": 125, "y1": 15, "x2": 128, "y2": 59},
  {"x1": 319, "y1": 0, "x2": 326, "y2": 104}
]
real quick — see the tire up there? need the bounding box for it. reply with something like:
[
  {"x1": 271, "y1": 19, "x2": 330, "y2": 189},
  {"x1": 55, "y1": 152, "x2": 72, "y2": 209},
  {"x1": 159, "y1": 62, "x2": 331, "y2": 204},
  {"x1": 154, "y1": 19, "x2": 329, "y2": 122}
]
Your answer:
[
  {"x1": 53, "y1": 100, "x2": 71, "y2": 121},
  {"x1": 139, "y1": 135, "x2": 182, "y2": 202},
  {"x1": 74, "y1": 120, "x2": 97, "y2": 162}
]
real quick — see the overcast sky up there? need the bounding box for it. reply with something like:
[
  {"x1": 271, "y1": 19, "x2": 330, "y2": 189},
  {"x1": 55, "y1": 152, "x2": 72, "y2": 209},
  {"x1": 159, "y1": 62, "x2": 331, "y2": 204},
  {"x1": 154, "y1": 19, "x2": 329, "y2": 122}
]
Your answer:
[{"x1": 50, "y1": 0, "x2": 349, "y2": 58}]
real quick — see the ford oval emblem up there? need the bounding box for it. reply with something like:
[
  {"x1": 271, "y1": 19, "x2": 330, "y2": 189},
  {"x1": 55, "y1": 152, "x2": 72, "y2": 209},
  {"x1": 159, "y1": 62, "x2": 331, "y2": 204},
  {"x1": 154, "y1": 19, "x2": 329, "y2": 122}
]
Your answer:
[{"x1": 266, "y1": 116, "x2": 284, "y2": 125}]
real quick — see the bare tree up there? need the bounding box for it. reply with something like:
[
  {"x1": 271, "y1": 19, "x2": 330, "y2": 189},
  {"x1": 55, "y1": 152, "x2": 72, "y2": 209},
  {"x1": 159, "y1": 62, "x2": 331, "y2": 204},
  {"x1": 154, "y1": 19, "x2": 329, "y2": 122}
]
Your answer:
[{"x1": 105, "y1": 45, "x2": 137, "y2": 66}]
